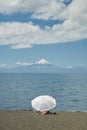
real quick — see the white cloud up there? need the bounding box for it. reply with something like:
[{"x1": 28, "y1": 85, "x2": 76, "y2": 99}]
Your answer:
[
  {"x1": 0, "y1": 0, "x2": 87, "y2": 21},
  {"x1": 0, "y1": 19, "x2": 87, "y2": 49},
  {"x1": 66, "y1": 65, "x2": 73, "y2": 69},
  {"x1": 31, "y1": 0, "x2": 65, "y2": 20},
  {"x1": 0, "y1": 64, "x2": 12, "y2": 68},
  {"x1": 0, "y1": 0, "x2": 39, "y2": 14},
  {"x1": 0, "y1": 0, "x2": 87, "y2": 49},
  {"x1": 59, "y1": 0, "x2": 87, "y2": 27},
  {"x1": 0, "y1": 0, "x2": 65, "y2": 19},
  {"x1": 0, "y1": 64, "x2": 7, "y2": 68},
  {"x1": 16, "y1": 62, "x2": 33, "y2": 66},
  {"x1": 0, "y1": 22, "x2": 44, "y2": 49}
]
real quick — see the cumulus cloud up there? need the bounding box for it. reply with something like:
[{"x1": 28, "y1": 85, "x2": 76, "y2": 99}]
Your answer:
[
  {"x1": 0, "y1": 0, "x2": 40, "y2": 13},
  {"x1": 0, "y1": 0, "x2": 65, "y2": 19},
  {"x1": 0, "y1": 22, "x2": 44, "y2": 49},
  {"x1": 31, "y1": 0, "x2": 65, "y2": 20},
  {"x1": 0, "y1": 0, "x2": 87, "y2": 49},
  {"x1": 0, "y1": 19, "x2": 87, "y2": 49}
]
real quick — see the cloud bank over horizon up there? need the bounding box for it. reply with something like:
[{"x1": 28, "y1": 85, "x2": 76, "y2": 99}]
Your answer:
[
  {"x1": 0, "y1": 58, "x2": 87, "y2": 70},
  {"x1": 0, "y1": 0, "x2": 87, "y2": 49},
  {"x1": 0, "y1": 58, "x2": 50, "y2": 68}
]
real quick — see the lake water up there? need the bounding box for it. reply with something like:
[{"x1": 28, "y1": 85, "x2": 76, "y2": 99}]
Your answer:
[{"x1": 0, "y1": 73, "x2": 87, "y2": 112}]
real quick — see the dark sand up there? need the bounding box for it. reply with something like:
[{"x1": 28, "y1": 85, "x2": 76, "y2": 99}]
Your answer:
[{"x1": 0, "y1": 110, "x2": 87, "y2": 130}]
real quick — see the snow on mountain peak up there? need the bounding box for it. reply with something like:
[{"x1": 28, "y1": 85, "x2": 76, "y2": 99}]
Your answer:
[{"x1": 36, "y1": 59, "x2": 49, "y2": 65}]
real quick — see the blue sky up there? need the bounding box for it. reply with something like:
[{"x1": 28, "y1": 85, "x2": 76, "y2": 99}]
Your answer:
[{"x1": 0, "y1": 0, "x2": 87, "y2": 69}]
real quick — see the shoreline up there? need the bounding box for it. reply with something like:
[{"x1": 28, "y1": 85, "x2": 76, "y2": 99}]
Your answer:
[
  {"x1": 0, "y1": 110, "x2": 87, "y2": 130},
  {"x1": 0, "y1": 109, "x2": 87, "y2": 112}
]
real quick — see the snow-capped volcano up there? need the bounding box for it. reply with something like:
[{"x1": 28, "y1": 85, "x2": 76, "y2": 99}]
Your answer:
[{"x1": 35, "y1": 59, "x2": 49, "y2": 65}]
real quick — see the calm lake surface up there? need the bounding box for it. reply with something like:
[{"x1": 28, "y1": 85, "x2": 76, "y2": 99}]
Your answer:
[{"x1": 0, "y1": 73, "x2": 87, "y2": 111}]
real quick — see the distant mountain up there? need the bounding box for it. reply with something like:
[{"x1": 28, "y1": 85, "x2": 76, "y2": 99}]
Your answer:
[
  {"x1": 1, "y1": 58, "x2": 87, "y2": 73},
  {"x1": 0, "y1": 65, "x2": 87, "y2": 73}
]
